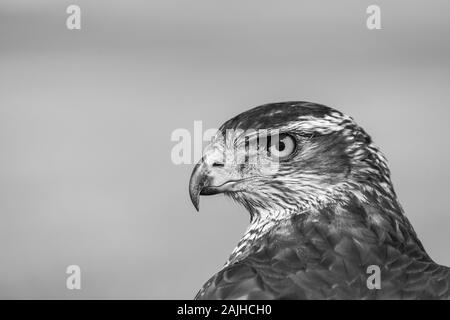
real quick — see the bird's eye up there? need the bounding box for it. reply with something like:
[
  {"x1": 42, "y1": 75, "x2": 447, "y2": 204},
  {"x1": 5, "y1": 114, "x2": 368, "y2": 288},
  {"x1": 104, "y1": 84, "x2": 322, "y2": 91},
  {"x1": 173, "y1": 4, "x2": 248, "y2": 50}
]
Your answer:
[{"x1": 268, "y1": 133, "x2": 296, "y2": 160}]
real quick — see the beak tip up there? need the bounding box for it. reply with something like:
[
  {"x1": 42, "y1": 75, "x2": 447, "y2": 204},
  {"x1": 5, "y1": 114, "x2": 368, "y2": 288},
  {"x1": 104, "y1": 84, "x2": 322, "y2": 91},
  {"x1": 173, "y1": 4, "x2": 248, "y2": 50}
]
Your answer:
[
  {"x1": 189, "y1": 185, "x2": 200, "y2": 212},
  {"x1": 192, "y1": 200, "x2": 200, "y2": 212},
  {"x1": 189, "y1": 162, "x2": 205, "y2": 212}
]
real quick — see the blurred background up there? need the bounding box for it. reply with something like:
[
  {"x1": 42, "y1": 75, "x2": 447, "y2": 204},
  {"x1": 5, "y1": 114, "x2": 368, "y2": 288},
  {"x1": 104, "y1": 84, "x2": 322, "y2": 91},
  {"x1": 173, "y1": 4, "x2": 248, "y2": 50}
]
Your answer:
[{"x1": 0, "y1": 0, "x2": 449, "y2": 299}]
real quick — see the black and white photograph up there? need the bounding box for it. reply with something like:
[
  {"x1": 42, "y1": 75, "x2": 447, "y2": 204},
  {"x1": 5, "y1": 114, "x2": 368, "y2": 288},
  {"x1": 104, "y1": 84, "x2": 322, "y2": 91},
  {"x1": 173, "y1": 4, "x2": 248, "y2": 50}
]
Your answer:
[{"x1": 1, "y1": 0, "x2": 449, "y2": 308}]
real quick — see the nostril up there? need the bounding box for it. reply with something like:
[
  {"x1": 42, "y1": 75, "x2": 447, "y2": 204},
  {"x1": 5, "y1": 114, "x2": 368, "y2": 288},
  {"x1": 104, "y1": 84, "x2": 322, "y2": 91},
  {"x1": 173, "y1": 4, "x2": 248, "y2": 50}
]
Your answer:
[{"x1": 212, "y1": 162, "x2": 225, "y2": 168}]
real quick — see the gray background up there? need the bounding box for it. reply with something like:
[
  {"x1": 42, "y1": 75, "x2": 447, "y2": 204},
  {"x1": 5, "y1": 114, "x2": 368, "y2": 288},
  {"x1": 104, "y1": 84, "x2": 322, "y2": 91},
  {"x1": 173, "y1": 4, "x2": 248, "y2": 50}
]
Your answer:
[{"x1": 0, "y1": 0, "x2": 449, "y2": 299}]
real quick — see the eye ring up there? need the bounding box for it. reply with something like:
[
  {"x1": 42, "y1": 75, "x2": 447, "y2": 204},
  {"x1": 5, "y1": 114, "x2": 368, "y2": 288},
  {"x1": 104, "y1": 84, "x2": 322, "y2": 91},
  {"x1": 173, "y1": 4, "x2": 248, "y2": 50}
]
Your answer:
[{"x1": 268, "y1": 133, "x2": 297, "y2": 160}]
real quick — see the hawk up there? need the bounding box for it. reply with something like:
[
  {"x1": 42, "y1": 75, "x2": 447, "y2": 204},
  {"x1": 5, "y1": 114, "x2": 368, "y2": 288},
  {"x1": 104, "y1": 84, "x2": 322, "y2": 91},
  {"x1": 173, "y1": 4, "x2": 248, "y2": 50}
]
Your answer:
[{"x1": 189, "y1": 101, "x2": 450, "y2": 299}]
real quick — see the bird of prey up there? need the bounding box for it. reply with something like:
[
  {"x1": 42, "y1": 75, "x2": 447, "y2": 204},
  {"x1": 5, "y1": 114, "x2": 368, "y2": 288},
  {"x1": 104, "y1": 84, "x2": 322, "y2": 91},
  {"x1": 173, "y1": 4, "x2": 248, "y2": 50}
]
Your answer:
[{"x1": 189, "y1": 101, "x2": 449, "y2": 300}]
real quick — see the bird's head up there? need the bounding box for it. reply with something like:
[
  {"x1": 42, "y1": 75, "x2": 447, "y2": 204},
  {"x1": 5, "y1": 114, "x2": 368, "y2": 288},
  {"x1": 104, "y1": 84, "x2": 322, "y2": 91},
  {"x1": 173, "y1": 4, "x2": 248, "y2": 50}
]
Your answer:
[{"x1": 189, "y1": 102, "x2": 395, "y2": 221}]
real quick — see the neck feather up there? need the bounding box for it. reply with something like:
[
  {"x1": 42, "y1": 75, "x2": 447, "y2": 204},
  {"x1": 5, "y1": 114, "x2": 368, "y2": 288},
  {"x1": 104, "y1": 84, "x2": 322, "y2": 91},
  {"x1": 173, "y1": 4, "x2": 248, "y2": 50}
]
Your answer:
[{"x1": 225, "y1": 184, "x2": 418, "y2": 267}]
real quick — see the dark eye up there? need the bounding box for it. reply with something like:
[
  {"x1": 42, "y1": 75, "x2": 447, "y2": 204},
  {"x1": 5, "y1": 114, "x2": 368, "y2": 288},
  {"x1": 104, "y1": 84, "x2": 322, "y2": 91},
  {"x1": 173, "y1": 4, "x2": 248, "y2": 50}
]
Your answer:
[{"x1": 268, "y1": 133, "x2": 296, "y2": 160}]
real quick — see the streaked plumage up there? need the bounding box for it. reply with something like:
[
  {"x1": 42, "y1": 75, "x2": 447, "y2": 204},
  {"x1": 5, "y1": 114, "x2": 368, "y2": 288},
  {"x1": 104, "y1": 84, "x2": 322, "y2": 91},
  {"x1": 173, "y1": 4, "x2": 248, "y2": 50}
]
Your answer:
[{"x1": 189, "y1": 101, "x2": 450, "y2": 300}]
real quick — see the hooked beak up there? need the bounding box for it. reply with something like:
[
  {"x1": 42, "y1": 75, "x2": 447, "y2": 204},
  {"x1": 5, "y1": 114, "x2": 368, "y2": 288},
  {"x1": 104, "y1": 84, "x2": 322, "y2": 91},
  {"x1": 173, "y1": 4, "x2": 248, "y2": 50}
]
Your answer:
[{"x1": 189, "y1": 159, "x2": 239, "y2": 211}]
